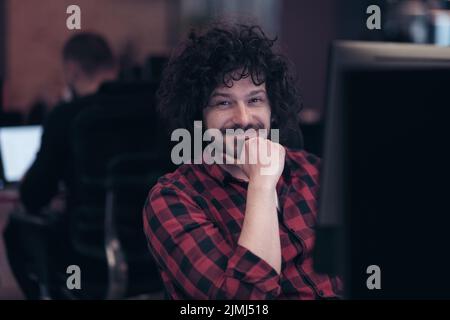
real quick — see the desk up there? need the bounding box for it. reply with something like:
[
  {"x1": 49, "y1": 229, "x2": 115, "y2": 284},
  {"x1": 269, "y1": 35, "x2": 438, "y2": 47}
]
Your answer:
[{"x1": 0, "y1": 189, "x2": 25, "y2": 299}]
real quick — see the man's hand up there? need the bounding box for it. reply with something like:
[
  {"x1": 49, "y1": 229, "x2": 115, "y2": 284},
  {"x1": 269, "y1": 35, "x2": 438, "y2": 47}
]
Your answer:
[{"x1": 236, "y1": 137, "x2": 286, "y2": 188}]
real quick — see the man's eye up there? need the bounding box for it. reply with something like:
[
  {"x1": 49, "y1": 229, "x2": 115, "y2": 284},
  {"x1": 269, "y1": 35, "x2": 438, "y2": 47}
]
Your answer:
[
  {"x1": 216, "y1": 101, "x2": 231, "y2": 107},
  {"x1": 249, "y1": 97, "x2": 263, "y2": 104}
]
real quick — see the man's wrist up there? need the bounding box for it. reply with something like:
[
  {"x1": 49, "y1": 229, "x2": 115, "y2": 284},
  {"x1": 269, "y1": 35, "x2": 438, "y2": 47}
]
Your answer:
[{"x1": 248, "y1": 177, "x2": 278, "y2": 191}]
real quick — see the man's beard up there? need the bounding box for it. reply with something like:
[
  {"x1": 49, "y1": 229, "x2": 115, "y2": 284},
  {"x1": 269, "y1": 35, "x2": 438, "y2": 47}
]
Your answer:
[{"x1": 220, "y1": 123, "x2": 268, "y2": 161}]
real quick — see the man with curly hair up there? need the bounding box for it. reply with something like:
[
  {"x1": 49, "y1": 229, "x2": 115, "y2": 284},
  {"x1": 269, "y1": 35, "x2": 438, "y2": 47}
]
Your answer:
[{"x1": 143, "y1": 24, "x2": 342, "y2": 299}]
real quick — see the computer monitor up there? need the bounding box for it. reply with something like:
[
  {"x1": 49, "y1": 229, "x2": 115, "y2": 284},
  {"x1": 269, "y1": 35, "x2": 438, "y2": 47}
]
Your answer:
[
  {"x1": 0, "y1": 125, "x2": 42, "y2": 185},
  {"x1": 314, "y1": 41, "x2": 450, "y2": 299}
]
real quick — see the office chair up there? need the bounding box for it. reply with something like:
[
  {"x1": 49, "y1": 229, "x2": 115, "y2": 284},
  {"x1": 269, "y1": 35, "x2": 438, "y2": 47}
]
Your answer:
[
  {"x1": 104, "y1": 153, "x2": 167, "y2": 299},
  {"x1": 10, "y1": 82, "x2": 172, "y2": 299},
  {"x1": 66, "y1": 83, "x2": 171, "y2": 299}
]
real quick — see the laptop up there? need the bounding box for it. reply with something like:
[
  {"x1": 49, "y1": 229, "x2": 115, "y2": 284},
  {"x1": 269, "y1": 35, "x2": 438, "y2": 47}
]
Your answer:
[{"x1": 0, "y1": 125, "x2": 42, "y2": 187}]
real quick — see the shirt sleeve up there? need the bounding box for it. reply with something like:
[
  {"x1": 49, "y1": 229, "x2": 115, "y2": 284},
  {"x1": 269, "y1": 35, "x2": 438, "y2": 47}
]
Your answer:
[{"x1": 143, "y1": 186, "x2": 281, "y2": 300}]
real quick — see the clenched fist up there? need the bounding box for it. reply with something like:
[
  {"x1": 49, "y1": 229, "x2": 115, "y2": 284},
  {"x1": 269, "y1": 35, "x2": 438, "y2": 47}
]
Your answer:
[{"x1": 235, "y1": 137, "x2": 286, "y2": 188}]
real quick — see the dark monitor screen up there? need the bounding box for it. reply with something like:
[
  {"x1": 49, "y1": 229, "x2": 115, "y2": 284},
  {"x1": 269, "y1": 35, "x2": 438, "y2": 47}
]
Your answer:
[
  {"x1": 344, "y1": 68, "x2": 450, "y2": 298},
  {"x1": 315, "y1": 41, "x2": 450, "y2": 299}
]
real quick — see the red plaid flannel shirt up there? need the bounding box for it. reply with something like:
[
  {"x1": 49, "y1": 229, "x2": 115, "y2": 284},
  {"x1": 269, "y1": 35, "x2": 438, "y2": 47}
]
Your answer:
[{"x1": 143, "y1": 149, "x2": 342, "y2": 299}]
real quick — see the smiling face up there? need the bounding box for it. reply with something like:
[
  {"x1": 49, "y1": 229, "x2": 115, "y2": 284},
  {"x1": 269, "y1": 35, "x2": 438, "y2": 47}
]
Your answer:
[{"x1": 203, "y1": 75, "x2": 271, "y2": 159}]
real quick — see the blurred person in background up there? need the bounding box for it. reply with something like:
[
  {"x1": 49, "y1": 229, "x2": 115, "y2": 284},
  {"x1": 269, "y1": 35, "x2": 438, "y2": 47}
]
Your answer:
[
  {"x1": 20, "y1": 32, "x2": 117, "y2": 213},
  {"x1": 4, "y1": 32, "x2": 117, "y2": 299}
]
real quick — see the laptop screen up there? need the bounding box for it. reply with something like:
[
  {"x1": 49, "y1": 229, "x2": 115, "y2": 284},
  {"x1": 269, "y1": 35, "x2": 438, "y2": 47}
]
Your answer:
[{"x1": 0, "y1": 125, "x2": 42, "y2": 183}]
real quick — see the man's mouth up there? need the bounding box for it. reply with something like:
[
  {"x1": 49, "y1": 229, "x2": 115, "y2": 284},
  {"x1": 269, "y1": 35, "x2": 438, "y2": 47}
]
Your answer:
[{"x1": 222, "y1": 128, "x2": 261, "y2": 139}]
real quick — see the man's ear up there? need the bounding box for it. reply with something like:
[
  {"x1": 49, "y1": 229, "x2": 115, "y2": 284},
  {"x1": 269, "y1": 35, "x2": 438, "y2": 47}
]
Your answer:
[
  {"x1": 64, "y1": 60, "x2": 82, "y2": 83},
  {"x1": 271, "y1": 115, "x2": 278, "y2": 127}
]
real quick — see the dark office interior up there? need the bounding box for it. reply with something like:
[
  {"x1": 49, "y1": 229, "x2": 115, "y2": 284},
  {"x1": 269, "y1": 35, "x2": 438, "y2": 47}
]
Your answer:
[{"x1": 0, "y1": 0, "x2": 450, "y2": 301}]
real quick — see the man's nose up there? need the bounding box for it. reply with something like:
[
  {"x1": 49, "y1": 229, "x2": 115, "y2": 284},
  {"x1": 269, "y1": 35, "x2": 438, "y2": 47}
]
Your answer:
[{"x1": 233, "y1": 102, "x2": 251, "y2": 127}]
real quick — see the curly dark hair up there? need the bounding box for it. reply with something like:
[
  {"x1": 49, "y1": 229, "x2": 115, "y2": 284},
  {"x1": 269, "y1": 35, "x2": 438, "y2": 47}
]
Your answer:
[{"x1": 157, "y1": 23, "x2": 303, "y2": 147}]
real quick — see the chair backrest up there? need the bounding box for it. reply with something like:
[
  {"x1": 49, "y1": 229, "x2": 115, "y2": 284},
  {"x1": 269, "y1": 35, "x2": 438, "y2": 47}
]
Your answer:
[
  {"x1": 71, "y1": 81, "x2": 167, "y2": 185},
  {"x1": 105, "y1": 153, "x2": 167, "y2": 297}
]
